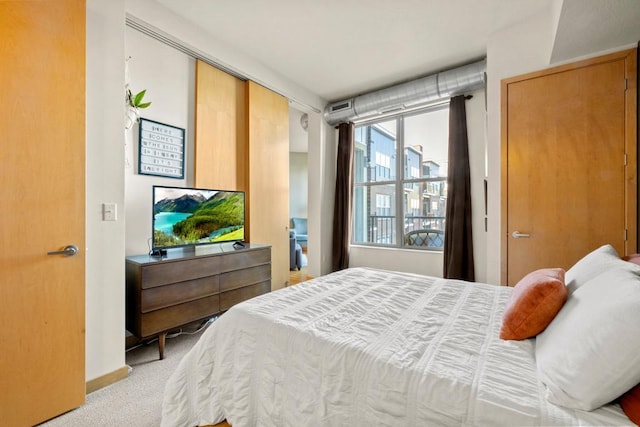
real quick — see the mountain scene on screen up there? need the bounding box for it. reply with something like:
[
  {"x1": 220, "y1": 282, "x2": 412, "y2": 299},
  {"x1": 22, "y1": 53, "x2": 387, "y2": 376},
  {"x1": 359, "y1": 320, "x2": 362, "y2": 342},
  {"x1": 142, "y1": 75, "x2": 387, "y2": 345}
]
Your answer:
[{"x1": 154, "y1": 191, "x2": 244, "y2": 247}]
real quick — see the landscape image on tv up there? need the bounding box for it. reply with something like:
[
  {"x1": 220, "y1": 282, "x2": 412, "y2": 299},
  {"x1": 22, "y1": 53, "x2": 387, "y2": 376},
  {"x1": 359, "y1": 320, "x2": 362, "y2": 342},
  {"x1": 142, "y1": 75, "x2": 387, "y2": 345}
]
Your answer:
[{"x1": 153, "y1": 186, "x2": 245, "y2": 249}]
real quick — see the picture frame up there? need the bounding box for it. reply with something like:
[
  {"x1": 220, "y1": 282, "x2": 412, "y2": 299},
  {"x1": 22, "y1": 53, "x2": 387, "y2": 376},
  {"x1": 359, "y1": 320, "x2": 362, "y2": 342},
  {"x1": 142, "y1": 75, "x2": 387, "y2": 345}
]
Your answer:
[{"x1": 138, "y1": 118, "x2": 185, "y2": 179}]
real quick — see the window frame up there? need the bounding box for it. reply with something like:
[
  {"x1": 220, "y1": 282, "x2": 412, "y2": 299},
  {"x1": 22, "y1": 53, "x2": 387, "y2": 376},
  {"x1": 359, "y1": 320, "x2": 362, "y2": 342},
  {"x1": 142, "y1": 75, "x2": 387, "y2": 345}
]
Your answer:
[{"x1": 351, "y1": 103, "x2": 449, "y2": 251}]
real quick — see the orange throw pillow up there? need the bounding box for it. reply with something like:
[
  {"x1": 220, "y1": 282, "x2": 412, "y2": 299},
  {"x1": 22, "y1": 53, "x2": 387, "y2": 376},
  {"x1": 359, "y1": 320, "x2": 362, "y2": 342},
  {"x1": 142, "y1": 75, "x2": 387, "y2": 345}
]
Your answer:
[
  {"x1": 621, "y1": 384, "x2": 640, "y2": 425},
  {"x1": 500, "y1": 268, "x2": 567, "y2": 340}
]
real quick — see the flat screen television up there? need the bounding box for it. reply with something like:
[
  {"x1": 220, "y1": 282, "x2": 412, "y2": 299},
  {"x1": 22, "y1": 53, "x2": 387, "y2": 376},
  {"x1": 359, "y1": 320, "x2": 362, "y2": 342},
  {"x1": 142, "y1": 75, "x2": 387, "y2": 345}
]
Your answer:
[{"x1": 152, "y1": 185, "x2": 245, "y2": 250}]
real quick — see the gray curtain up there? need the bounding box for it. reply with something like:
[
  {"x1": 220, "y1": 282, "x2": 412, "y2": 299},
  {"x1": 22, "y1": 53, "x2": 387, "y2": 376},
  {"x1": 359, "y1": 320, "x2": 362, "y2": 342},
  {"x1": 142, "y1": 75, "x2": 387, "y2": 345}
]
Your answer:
[
  {"x1": 331, "y1": 122, "x2": 355, "y2": 272},
  {"x1": 443, "y1": 95, "x2": 475, "y2": 281}
]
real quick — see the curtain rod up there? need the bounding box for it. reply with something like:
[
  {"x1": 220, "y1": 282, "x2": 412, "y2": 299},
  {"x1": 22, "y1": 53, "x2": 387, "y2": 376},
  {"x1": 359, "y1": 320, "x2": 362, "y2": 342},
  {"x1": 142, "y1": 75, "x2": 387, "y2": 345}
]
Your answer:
[{"x1": 125, "y1": 14, "x2": 321, "y2": 114}]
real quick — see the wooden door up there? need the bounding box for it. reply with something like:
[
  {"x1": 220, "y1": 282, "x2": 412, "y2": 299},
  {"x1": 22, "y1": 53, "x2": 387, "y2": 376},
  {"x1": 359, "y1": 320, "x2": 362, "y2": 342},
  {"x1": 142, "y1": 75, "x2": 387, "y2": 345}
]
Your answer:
[
  {"x1": 501, "y1": 49, "x2": 637, "y2": 286},
  {"x1": 194, "y1": 60, "x2": 248, "y2": 194},
  {"x1": 0, "y1": 1, "x2": 86, "y2": 425},
  {"x1": 247, "y1": 81, "x2": 290, "y2": 290}
]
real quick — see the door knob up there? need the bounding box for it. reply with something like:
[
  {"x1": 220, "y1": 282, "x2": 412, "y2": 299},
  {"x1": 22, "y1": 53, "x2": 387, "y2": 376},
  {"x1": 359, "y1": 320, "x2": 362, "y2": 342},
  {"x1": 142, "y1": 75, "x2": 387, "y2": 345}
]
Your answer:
[
  {"x1": 47, "y1": 244, "x2": 79, "y2": 257},
  {"x1": 511, "y1": 231, "x2": 530, "y2": 239}
]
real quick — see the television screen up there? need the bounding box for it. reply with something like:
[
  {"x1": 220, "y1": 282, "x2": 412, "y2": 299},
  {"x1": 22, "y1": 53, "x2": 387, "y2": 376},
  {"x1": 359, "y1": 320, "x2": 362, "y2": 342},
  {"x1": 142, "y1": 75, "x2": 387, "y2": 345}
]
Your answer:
[{"x1": 152, "y1": 185, "x2": 245, "y2": 250}]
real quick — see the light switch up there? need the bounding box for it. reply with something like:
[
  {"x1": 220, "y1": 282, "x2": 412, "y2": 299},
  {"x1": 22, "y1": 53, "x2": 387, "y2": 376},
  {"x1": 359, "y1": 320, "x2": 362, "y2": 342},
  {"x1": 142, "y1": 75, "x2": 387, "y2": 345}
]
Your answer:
[{"x1": 102, "y1": 203, "x2": 117, "y2": 221}]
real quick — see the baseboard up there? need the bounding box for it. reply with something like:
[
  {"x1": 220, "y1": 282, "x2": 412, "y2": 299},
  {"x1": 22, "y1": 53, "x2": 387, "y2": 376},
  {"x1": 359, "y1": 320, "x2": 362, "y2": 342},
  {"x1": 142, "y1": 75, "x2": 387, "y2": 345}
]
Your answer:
[{"x1": 85, "y1": 365, "x2": 129, "y2": 394}]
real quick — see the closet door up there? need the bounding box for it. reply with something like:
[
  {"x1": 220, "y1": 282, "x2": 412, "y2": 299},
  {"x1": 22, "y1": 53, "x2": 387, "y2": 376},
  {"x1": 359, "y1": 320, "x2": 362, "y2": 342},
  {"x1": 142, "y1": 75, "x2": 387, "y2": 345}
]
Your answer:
[
  {"x1": 194, "y1": 66, "x2": 289, "y2": 289},
  {"x1": 247, "y1": 81, "x2": 290, "y2": 290},
  {"x1": 194, "y1": 60, "x2": 248, "y2": 195},
  {"x1": 0, "y1": 0, "x2": 86, "y2": 424},
  {"x1": 501, "y1": 49, "x2": 637, "y2": 286}
]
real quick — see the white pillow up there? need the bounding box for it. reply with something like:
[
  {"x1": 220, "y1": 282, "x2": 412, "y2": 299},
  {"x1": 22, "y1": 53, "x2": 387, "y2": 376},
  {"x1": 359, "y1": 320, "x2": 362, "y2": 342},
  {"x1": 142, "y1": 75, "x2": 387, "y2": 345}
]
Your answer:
[
  {"x1": 564, "y1": 244, "x2": 626, "y2": 294},
  {"x1": 536, "y1": 267, "x2": 640, "y2": 410}
]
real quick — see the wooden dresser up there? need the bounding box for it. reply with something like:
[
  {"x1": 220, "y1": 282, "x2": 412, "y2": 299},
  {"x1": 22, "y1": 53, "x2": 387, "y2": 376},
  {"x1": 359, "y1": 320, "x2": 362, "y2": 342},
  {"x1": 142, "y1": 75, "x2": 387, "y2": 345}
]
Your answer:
[{"x1": 126, "y1": 243, "x2": 271, "y2": 359}]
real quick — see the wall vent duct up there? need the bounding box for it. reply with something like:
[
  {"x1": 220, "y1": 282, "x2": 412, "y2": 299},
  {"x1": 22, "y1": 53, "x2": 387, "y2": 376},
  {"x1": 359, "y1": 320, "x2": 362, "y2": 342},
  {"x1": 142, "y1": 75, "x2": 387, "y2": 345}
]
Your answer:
[{"x1": 324, "y1": 59, "x2": 486, "y2": 125}]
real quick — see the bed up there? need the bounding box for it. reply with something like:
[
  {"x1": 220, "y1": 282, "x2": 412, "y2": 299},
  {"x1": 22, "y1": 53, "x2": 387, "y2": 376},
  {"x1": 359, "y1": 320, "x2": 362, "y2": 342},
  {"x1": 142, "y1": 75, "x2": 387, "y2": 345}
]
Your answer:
[{"x1": 161, "y1": 247, "x2": 639, "y2": 426}]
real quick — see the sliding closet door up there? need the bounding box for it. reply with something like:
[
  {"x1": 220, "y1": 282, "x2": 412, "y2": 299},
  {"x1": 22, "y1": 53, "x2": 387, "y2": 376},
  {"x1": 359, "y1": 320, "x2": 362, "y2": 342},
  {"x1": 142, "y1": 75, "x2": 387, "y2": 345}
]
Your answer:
[
  {"x1": 194, "y1": 65, "x2": 290, "y2": 289},
  {"x1": 247, "y1": 81, "x2": 290, "y2": 290},
  {"x1": 194, "y1": 60, "x2": 248, "y2": 197},
  {"x1": 0, "y1": 0, "x2": 86, "y2": 424},
  {"x1": 501, "y1": 49, "x2": 637, "y2": 285}
]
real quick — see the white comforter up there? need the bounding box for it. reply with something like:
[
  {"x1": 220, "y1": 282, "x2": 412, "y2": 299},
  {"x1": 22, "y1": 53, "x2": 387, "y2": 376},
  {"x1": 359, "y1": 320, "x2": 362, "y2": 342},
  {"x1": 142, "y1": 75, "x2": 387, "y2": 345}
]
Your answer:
[{"x1": 161, "y1": 267, "x2": 631, "y2": 426}]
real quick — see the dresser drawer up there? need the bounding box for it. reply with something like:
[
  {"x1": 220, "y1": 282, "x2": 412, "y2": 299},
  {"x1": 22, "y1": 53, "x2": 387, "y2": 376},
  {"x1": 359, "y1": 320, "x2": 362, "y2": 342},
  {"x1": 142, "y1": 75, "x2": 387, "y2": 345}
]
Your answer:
[
  {"x1": 140, "y1": 294, "x2": 220, "y2": 337},
  {"x1": 220, "y1": 281, "x2": 270, "y2": 311},
  {"x1": 140, "y1": 257, "x2": 221, "y2": 289},
  {"x1": 141, "y1": 275, "x2": 220, "y2": 313},
  {"x1": 220, "y1": 264, "x2": 271, "y2": 292},
  {"x1": 220, "y1": 247, "x2": 270, "y2": 271},
  {"x1": 126, "y1": 245, "x2": 271, "y2": 349}
]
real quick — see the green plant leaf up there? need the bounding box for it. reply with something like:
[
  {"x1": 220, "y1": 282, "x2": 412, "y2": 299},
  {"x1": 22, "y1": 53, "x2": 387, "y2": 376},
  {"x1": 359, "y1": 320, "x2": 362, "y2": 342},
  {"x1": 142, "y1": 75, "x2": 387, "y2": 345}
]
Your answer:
[
  {"x1": 138, "y1": 102, "x2": 152, "y2": 109},
  {"x1": 133, "y1": 89, "x2": 146, "y2": 106}
]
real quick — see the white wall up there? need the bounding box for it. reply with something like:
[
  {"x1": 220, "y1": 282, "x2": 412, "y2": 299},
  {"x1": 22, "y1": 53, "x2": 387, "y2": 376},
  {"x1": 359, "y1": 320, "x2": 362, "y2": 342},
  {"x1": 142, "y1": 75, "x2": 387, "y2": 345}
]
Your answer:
[
  {"x1": 86, "y1": 0, "x2": 127, "y2": 381},
  {"x1": 485, "y1": 6, "x2": 558, "y2": 285},
  {"x1": 124, "y1": 26, "x2": 194, "y2": 256},
  {"x1": 289, "y1": 108, "x2": 309, "y2": 153},
  {"x1": 289, "y1": 153, "x2": 308, "y2": 219},
  {"x1": 125, "y1": 0, "x2": 324, "y2": 113},
  {"x1": 289, "y1": 108, "x2": 309, "y2": 222},
  {"x1": 307, "y1": 113, "x2": 336, "y2": 277},
  {"x1": 467, "y1": 93, "x2": 488, "y2": 282}
]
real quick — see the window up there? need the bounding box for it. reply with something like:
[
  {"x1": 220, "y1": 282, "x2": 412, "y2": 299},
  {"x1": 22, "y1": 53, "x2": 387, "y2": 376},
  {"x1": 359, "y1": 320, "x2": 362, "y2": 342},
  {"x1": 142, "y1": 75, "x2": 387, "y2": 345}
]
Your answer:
[
  {"x1": 375, "y1": 193, "x2": 391, "y2": 215},
  {"x1": 352, "y1": 106, "x2": 449, "y2": 250}
]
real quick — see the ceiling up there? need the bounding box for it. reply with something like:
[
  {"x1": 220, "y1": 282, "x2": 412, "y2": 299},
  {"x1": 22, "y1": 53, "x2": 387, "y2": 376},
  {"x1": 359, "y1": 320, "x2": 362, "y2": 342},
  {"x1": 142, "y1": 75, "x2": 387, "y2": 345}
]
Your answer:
[{"x1": 154, "y1": 0, "x2": 640, "y2": 103}]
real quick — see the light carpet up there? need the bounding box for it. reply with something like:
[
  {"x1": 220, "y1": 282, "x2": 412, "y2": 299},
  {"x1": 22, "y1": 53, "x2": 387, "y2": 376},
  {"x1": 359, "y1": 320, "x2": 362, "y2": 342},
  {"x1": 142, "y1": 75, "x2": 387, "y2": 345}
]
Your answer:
[{"x1": 40, "y1": 324, "x2": 209, "y2": 427}]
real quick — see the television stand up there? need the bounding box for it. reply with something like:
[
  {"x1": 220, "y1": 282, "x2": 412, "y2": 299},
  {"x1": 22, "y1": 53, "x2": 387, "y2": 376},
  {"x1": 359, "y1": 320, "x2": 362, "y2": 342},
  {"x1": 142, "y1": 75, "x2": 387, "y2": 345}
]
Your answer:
[{"x1": 125, "y1": 243, "x2": 271, "y2": 359}]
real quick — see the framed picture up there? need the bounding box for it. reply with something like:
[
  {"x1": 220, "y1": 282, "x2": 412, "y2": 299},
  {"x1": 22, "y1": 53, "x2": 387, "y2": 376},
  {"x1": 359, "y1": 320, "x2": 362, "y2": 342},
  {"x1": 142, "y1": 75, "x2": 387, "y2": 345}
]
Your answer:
[{"x1": 138, "y1": 118, "x2": 185, "y2": 179}]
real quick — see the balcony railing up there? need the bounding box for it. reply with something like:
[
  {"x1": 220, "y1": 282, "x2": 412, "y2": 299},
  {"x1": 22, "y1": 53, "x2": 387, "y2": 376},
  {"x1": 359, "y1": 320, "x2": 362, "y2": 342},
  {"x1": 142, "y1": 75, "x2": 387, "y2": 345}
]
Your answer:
[
  {"x1": 404, "y1": 215, "x2": 445, "y2": 232},
  {"x1": 368, "y1": 215, "x2": 394, "y2": 244},
  {"x1": 362, "y1": 215, "x2": 446, "y2": 247}
]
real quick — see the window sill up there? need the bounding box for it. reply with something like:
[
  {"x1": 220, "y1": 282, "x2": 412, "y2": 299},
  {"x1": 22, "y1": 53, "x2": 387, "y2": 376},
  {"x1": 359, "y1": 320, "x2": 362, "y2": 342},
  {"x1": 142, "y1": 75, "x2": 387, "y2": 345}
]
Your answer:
[{"x1": 350, "y1": 244, "x2": 444, "y2": 254}]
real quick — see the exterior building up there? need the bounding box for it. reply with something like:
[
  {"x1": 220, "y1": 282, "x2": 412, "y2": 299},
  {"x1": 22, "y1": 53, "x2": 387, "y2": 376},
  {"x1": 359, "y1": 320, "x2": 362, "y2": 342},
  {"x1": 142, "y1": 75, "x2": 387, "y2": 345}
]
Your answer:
[{"x1": 354, "y1": 121, "x2": 447, "y2": 248}]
